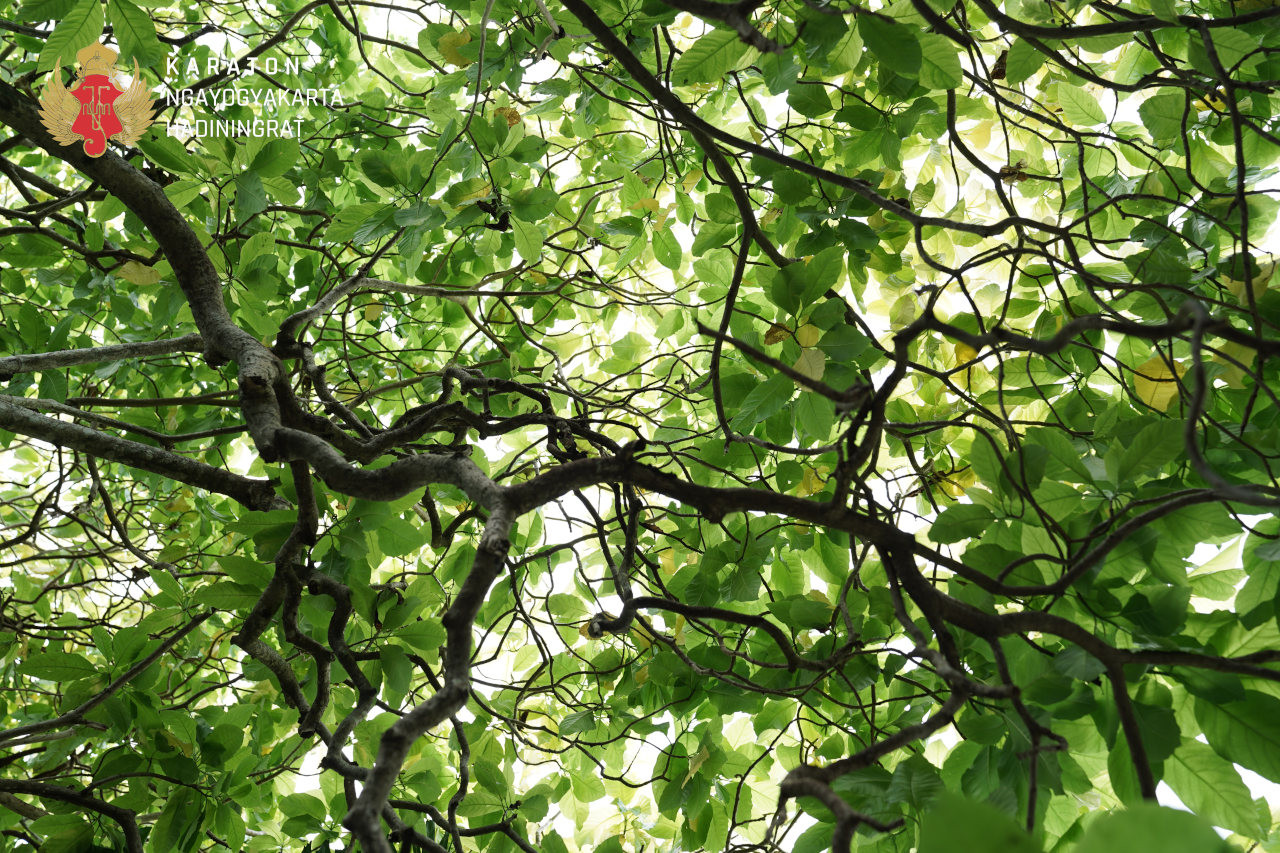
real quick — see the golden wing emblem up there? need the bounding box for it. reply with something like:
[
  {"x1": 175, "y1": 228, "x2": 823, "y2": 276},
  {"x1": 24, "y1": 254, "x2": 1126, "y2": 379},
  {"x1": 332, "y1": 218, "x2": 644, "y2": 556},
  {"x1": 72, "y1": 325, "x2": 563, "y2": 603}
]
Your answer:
[
  {"x1": 112, "y1": 59, "x2": 155, "y2": 147},
  {"x1": 37, "y1": 58, "x2": 82, "y2": 147}
]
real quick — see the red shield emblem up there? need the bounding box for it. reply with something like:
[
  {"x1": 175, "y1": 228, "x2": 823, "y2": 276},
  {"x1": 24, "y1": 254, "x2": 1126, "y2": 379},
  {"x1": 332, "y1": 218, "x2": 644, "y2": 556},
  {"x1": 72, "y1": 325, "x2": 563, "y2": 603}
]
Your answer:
[
  {"x1": 69, "y1": 73, "x2": 125, "y2": 157},
  {"x1": 38, "y1": 42, "x2": 155, "y2": 158}
]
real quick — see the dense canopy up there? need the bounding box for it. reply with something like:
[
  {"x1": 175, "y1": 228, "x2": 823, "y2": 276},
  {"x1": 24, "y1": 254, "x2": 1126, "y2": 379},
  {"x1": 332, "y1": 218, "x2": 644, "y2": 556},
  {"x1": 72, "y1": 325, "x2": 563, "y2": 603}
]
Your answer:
[{"x1": 1, "y1": 0, "x2": 1280, "y2": 851}]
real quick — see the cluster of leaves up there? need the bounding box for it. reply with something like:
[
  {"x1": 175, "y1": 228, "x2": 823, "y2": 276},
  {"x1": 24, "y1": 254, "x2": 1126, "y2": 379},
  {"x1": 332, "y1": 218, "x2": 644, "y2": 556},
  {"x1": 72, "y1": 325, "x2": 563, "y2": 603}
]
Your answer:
[{"x1": 1, "y1": 0, "x2": 1280, "y2": 851}]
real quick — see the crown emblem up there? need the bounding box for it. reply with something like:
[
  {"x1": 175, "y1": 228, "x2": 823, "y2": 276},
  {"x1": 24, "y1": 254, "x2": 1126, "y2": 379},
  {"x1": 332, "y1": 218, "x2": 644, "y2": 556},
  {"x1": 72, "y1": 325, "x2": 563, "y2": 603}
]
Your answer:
[{"x1": 38, "y1": 41, "x2": 155, "y2": 157}]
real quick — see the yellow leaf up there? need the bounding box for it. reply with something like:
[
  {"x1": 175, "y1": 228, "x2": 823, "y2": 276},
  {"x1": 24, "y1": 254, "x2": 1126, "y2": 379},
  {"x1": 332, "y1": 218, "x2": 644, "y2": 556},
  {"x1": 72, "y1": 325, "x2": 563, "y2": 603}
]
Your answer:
[
  {"x1": 1133, "y1": 355, "x2": 1186, "y2": 410},
  {"x1": 630, "y1": 621, "x2": 655, "y2": 651},
  {"x1": 494, "y1": 106, "x2": 521, "y2": 127},
  {"x1": 438, "y1": 30, "x2": 473, "y2": 66},
  {"x1": 117, "y1": 260, "x2": 161, "y2": 286},
  {"x1": 529, "y1": 270, "x2": 547, "y2": 285},
  {"x1": 660, "y1": 548, "x2": 677, "y2": 576},
  {"x1": 1195, "y1": 92, "x2": 1226, "y2": 112},
  {"x1": 759, "y1": 207, "x2": 781, "y2": 227},
  {"x1": 634, "y1": 664, "x2": 649, "y2": 684},
  {"x1": 796, "y1": 323, "x2": 822, "y2": 348},
  {"x1": 953, "y1": 341, "x2": 983, "y2": 390},
  {"x1": 798, "y1": 465, "x2": 827, "y2": 496},
  {"x1": 939, "y1": 466, "x2": 977, "y2": 499},
  {"x1": 162, "y1": 730, "x2": 193, "y2": 757},
  {"x1": 363, "y1": 303, "x2": 382, "y2": 323},
  {"x1": 673, "y1": 614, "x2": 686, "y2": 645},
  {"x1": 681, "y1": 169, "x2": 703, "y2": 193},
  {"x1": 764, "y1": 323, "x2": 790, "y2": 345},
  {"x1": 684, "y1": 745, "x2": 710, "y2": 783},
  {"x1": 1213, "y1": 340, "x2": 1257, "y2": 389},
  {"x1": 457, "y1": 182, "x2": 492, "y2": 204},
  {"x1": 953, "y1": 341, "x2": 979, "y2": 366},
  {"x1": 1226, "y1": 254, "x2": 1275, "y2": 303},
  {"x1": 629, "y1": 198, "x2": 661, "y2": 213},
  {"x1": 793, "y1": 347, "x2": 826, "y2": 382}
]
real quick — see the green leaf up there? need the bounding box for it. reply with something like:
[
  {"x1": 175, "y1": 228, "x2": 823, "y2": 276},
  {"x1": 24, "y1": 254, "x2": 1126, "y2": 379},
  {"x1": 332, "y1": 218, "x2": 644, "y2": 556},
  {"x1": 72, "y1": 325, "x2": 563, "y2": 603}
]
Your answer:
[
  {"x1": 781, "y1": 246, "x2": 844, "y2": 309},
  {"x1": 138, "y1": 135, "x2": 196, "y2": 176},
  {"x1": 512, "y1": 218, "x2": 544, "y2": 262},
  {"x1": 510, "y1": 186, "x2": 559, "y2": 222},
  {"x1": 794, "y1": 822, "x2": 833, "y2": 853},
  {"x1": 1164, "y1": 740, "x2": 1264, "y2": 838},
  {"x1": 559, "y1": 710, "x2": 595, "y2": 735},
  {"x1": 395, "y1": 620, "x2": 446, "y2": 656},
  {"x1": 918, "y1": 792, "x2": 1042, "y2": 853},
  {"x1": 827, "y1": 25, "x2": 863, "y2": 72},
  {"x1": 381, "y1": 646, "x2": 412, "y2": 698},
  {"x1": 671, "y1": 30, "x2": 756, "y2": 84},
  {"x1": 931, "y1": 503, "x2": 993, "y2": 543},
  {"x1": 1074, "y1": 804, "x2": 1230, "y2": 853},
  {"x1": 249, "y1": 139, "x2": 299, "y2": 178},
  {"x1": 787, "y1": 84, "x2": 833, "y2": 118},
  {"x1": 1115, "y1": 419, "x2": 1183, "y2": 482},
  {"x1": 859, "y1": 16, "x2": 921, "y2": 77},
  {"x1": 730, "y1": 372, "x2": 795, "y2": 431},
  {"x1": 18, "y1": 0, "x2": 78, "y2": 22},
  {"x1": 1004, "y1": 38, "x2": 1044, "y2": 84},
  {"x1": 1194, "y1": 691, "x2": 1280, "y2": 784},
  {"x1": 653, "y1": 226, "x2": 682, "y2": 271},
  {"x1": 1138, "y1": 91, "x2": 1185, "y2": 145},
  {"x1": 18, "y1": 651, "x2": 95, "y2": 680},
  {"x1": 38, "y1": 0, "x2": 105, "y2": 71},
  {"x1": 356, "y1": 150, "x2": 398, "y2": 187},
  {"x1": 106, "y1": 0, "x2": 165, "y2": 66},
  {"x1": 1058, "y1": 83, "x2": 1106, "y2": 126},
  {"x1": 151, "y1": 787, "x2": 205, "y2": 852},
  {"x1": 325, "y1": 202, "x2": 395, "y2": 244},
  {"x1": 234, "y1": 171, "x2": 268, "y2": 226},
  {"x1": 194, "y1": 581, "x2": 263, "y2": 612},
  {"x1": 30, "y1": 815, "x2": 93, "y2": 853},
  {"x1": 919, "y1": 34, "x2": 963, "y2": 89},
  {"x1": 240, "y1": 231, "x2": 276, "y2": 269},
  {"x1": 795, "y1": 391, "x2": 834, "y2": 441}
]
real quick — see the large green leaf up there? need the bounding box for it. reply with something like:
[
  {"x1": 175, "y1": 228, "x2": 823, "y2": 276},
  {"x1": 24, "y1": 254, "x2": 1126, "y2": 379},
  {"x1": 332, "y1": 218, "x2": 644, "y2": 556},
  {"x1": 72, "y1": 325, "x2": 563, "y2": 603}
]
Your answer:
[
  {"x1": 18, "y1": 651, "x2": 95, "y2": 681},
  {"x1": 918, "y1": 792, "x2": 1042, "y2": 853},
  {"x1": 1075, "y1": 804, "x2": 1230, "y2": 853},
  {"x1": 730, "y1": 372, "x2": 795, "y2": 431},
  {"x1": 859, "y1": 15, "x2": 921, "y2": 76},
  {"x1": 1195, "y1": 691, "x2": 1280, "y2": 784},
  {"x1": 106, "y1": 0, "x2": 165, "y2": 66},
  {"x1": 671, "y1": 30, "x2": 757, "y2": 84},
  {"x1": 919, "y1": 34, "x2": 963, "y2": 90},
  {"x1": 37, "y1": 0, "x2": 103, "y2": 71}
]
